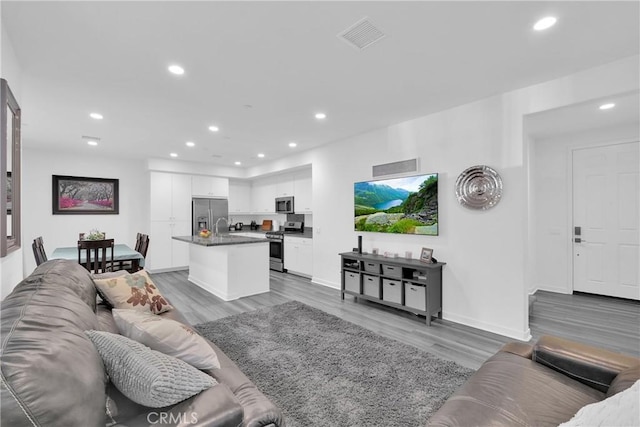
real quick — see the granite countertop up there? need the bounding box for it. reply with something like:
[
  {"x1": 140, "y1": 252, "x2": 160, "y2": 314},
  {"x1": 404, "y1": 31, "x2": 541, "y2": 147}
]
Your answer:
[{"x1": 172, "y1": 234, "x2": 268, "y2": 247}]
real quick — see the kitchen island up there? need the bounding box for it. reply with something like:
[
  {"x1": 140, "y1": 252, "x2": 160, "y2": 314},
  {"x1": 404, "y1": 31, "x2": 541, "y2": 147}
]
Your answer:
[{"x1": 172, "y1": 234, "x2": 269, "y2": 301}]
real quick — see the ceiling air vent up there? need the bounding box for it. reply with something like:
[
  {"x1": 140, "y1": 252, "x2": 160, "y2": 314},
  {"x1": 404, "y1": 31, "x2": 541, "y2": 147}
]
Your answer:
[{"x1": 338, "y1": 17, "x2": 387, "y2": 50}]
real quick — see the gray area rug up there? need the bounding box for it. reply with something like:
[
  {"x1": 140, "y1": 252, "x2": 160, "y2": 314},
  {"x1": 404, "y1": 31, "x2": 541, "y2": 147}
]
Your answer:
[{"x1": 195, "y1": 301, "x2": 473, "y2": 427}]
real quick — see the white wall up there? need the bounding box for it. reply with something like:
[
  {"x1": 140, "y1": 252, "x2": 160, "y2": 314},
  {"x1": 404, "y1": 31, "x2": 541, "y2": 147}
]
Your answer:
[
  {"x1": 0, "y1": 18, "x2": 24, "y2": 299},
  {"x1": 3, "y1": 37, "x2": 638, "y2": 341},
  {"x1": 308, "y1": 55, "x2": 639, "y2": 340},
  {"x1": 530, "y1": 123, "x2": 640, "y2": 295},
  {"x1": 20, "y1": 149, "x2": 149, "y2": 277}
]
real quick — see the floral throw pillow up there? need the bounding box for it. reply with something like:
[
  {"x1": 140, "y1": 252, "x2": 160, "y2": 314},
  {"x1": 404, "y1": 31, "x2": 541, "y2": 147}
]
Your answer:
[{"x1": 93, "y1": 270, "x2": 173, "y2": 314}]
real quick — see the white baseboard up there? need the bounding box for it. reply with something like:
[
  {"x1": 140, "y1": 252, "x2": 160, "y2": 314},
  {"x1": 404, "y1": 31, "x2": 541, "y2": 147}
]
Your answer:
[
  {"x1": 188, "y1": 274, "x2": 233, "y2": 301},
  {"x1": 312, "y1": 277, "x2": 339, "y2": 290},
  {"x1": 535, "y1": 283, "x2": 572, "y2": 295},
  {"x1": 444, "y1": 312, "x2": 532, "y2": 342},
  {"x1": 147, "y1": 266, "x2": 188, "y2": 274}
]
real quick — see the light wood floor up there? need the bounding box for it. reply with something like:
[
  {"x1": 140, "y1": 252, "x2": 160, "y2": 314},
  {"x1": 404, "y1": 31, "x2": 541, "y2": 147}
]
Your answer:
[{"x1": 152, "y1": 270, "x2": 640, "y2": 370}]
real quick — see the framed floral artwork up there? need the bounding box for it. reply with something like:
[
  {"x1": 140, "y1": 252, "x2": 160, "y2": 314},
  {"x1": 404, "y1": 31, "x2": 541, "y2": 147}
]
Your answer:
[{"x1": 52, "y1": 175, "x2": 119, "y2": 214}]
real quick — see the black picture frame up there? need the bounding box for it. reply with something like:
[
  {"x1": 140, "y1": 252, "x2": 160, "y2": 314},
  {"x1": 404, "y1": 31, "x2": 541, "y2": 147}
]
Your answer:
[{"x1": 52, "y1": 175, "x2": 119, "y2": 215}]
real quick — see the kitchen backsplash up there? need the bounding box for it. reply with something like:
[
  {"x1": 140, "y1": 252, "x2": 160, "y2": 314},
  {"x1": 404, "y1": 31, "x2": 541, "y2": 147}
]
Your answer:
[{"x1": 229, "y1": 213, "x2": 313, "y2": 230}]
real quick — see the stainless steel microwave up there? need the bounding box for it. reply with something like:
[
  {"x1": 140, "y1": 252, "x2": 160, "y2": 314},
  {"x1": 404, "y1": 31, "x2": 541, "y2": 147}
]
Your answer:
[{"x1": 275, "y1": 196, "x2": 294, "y2": 214}]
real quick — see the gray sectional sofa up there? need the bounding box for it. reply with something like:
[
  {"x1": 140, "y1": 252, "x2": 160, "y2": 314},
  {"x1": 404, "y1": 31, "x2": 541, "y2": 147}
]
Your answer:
[
  {"x1": 428, "y1": 335, "x2": 640, "y2": 426},
  {"x1": 1, "y1": 259, "x2": 283, "y2": 427}
]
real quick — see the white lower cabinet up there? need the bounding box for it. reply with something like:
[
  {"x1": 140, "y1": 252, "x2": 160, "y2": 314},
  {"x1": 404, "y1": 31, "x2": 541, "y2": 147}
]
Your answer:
[
  {"x1": 284, "y1": 237, "x2": 313, "y2": 277},
  {"x1": 147, "y1": 221, "x2": 191, "y2": 271}
]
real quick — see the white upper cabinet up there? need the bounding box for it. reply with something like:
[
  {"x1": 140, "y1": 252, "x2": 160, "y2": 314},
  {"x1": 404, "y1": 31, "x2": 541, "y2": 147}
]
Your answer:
[
  {"x1": 275, "y1": 175, "x2": 294, "y2": 197},
  {"x1": 229, "y1": 180, "x2": 252, "y2": 213},
  {"x1": 150, "y1": 172, "x2": 192, "y2": 221},
  {"x1": 192, "y1": 175, "x2": 229, "y2": 198},
  {"x1": 251, "y1": 176, "x2": 277, "y2": 213},
  {"x1": 172, "y1": 174, "x2": 193, "y2": 221},
  {"x1": 150, "y1": 172, "x2": 173, "y2": 221},
  {"x1": 293, "y1": 168, "x2": 312, "y2": 213}
]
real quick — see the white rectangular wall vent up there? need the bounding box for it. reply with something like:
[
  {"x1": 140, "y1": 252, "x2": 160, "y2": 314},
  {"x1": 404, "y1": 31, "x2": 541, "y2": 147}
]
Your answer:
[
  {"x1": 372, "y1": 158, "x2": 419, "y2": 178},
  {"x1": 338, "y1": 17, "x2": 387, "y2": 50}
]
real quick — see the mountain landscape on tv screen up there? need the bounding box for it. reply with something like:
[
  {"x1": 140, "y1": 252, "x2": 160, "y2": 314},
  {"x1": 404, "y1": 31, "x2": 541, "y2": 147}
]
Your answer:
[{"x1": 354, "y1": 174, "x2": 438, "y2": 235}]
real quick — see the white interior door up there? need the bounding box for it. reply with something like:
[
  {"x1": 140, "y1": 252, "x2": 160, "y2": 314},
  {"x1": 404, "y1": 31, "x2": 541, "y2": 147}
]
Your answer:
[{"x1": 572, "y1": 141, "x2": 639, "y2": 300}]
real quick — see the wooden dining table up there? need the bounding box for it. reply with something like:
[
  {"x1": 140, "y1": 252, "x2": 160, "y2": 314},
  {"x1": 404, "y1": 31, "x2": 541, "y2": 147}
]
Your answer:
[{"x1": 51, "y1": 243, "x2": 145, "y2": 269}]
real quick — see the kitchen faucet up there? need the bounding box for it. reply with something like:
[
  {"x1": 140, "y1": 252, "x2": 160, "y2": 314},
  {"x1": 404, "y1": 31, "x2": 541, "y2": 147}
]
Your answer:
[{"x1": 214, "y1": 217, "x2": 229, "y2": 236}]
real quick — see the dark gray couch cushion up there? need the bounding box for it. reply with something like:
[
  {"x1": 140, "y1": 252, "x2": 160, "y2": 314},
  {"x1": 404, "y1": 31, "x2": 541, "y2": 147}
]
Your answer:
[{"x1": 1, "y1": 260, "x2": 105, "y2": 427}]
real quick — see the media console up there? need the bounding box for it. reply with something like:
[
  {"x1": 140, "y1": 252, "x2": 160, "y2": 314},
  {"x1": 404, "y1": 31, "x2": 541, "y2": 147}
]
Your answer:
[{"x1": 339, "y1": 252, "x2": 445, "y2": 325}]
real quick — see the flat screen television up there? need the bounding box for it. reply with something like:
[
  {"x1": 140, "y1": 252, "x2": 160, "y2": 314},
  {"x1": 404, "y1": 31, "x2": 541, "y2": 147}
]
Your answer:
[{"x1": 354, "y1": 173, "x2": 438, "y2": 235}]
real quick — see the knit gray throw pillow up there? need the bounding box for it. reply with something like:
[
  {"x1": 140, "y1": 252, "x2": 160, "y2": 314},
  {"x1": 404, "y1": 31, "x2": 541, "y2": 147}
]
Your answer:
[{"x1": 86, "y1": 330, "x2": 217, "y2": 408}]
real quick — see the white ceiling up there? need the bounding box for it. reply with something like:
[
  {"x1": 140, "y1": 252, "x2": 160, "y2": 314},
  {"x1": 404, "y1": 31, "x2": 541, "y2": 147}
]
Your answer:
[
  {"x1": 2, "y1": 1, "x2": 639, "y2": 168},
  {"x1": 526, "y1": 91, "x2": 640, "y2": 140}
]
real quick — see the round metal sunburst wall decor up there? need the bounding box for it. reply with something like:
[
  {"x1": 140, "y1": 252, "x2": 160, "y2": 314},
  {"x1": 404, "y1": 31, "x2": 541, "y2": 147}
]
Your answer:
[{"x1": 455, "y1": 165, "x2": 503, "y2": 210}]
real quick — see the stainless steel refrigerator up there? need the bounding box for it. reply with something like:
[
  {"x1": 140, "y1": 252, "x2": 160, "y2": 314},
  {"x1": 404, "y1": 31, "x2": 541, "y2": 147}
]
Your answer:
[{"x1": 192, "y1": 198, "x2": 229, "y2": 235}]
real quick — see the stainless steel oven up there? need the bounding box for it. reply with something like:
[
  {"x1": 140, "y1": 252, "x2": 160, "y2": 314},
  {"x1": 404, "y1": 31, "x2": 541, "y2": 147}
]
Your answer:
[{"x1": 266, "y1": 232, "x2": 285, "y2": 272}]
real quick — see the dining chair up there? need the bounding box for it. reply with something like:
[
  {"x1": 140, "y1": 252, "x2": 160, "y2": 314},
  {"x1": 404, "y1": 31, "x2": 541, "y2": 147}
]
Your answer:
[
  {"x1": 77, "y1": 238, "x2": 114, "y2": 274},
  {"x1": 112, "y1": 233, "x2": 149, "y2": 272},
  {"x1": 32, "y1": 236, "x2": 48, "y2": 266},
  {"x1": 136, "y1": 233, "x2": 150, "y2": 259}
]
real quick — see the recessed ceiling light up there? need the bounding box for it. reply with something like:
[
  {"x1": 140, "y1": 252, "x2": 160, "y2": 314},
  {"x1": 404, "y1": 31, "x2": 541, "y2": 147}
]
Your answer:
[
  {"x1": 208, "y1": 125, "x2": 219, "y2": 132},
  {"x1": 89, "y1": 113, "x2": 103, "y2": 120},
  {"x1": 185, "y1": 141, "x2": 195, "y2": 147},
  {"x1": 315, "y1": 112, "x2": 327, "y2": 120},
  {"x1": 258, "y1": 153, "x2": 265, "y2": 158},
  {"x1": 289, "y1": 142, "x2": 297, "y2": 148},
  {"x1": 87, "y1": 140, "x2": 98, "y2": 146},
  {"x1": 234, "y1": 161, "x2": 242, "y2": 166},
  {"x1": 170, "y1": 152, "x2": 178, "y2": 158},
  {"x1": 599, "y1": 103, "x2": 616, "y2": 110},
  {"x1": 168, "y1": 64, "x2": 184, "y2": 75},
  {"x1": 533, "y1": 16, "x2": 557, "y2": 31}
]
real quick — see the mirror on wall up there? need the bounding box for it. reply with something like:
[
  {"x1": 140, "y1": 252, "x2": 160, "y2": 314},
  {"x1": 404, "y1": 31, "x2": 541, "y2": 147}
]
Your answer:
[{"x1": 1, "y1": 78, "x2": 21, "y2": 257}]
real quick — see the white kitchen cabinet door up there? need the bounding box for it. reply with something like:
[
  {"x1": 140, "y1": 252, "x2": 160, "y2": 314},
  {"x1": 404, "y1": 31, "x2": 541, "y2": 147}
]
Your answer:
[
  {"x1": 150, "y1": 172, "x2": 173, "y2": 221},
  {"x1": 252, "y1": 177, "x2": 277, "y2": 213},
  {"x1": 284, "y1": 237, "x2": 298, "y2": 272},
  {"x1": 148, "y1": 220, "x2": 191, "y2": 271},
  {"x1": 148, "y1": 221, "x2": 173, "y2": 270},
  {"x1": 297, "y1": 238, "x2": 313, "y2": 276},
  {"x1": 192, "y1": 176, "x2": 229, "y2": 198},
  {"x1": 276, "y1": 175, "x2": 294, "y2": 197},
  {"x1": 171, "y1": 221, "x2": 191, "y2": 268},
  {"x1": 172, "y1": 174, "x2": 193, "y2": 222},
  {"x1": 294, "y1": 169, "x2": 312, "y2": 213},
  {"x1": 229, "y1": 180, "x2": 252, "y2": 213},
  {"x1": 150, "y1": 172, "x2": 192, "y2": 222},
  {"x1": 284, "y1": 237, "x2": 312, "y2": 277}
]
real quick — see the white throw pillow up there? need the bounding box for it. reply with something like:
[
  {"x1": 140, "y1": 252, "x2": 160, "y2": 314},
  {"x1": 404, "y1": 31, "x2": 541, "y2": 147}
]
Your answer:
[
  {"x1": 559, "y1": 380, "x2": 640, "y2": 427},
  {"x1": 112, "y1": 309, "x2": 220, "y2": 370}
]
